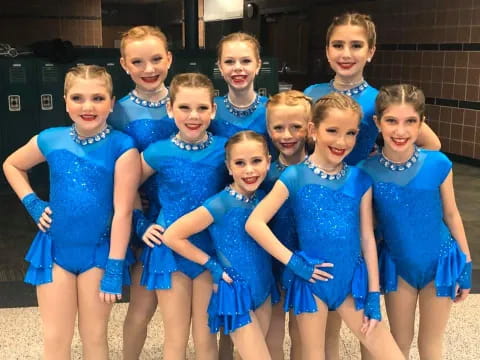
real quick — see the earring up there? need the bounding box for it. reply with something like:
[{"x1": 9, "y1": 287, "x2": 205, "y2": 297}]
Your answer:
[
  {"x1": 367, "y1": 58, "x2": 371, "y2": 63},
  {"x1": 126, "y1": 71, "x2": 130, "y2": 75}
]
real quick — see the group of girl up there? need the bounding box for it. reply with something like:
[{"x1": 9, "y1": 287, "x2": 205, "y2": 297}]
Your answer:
[{"x1": 2, "y1": 11, "x2": 472, "y2": 360}]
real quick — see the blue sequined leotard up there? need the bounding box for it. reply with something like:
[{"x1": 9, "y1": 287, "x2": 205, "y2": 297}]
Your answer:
[
  {"x1": 304, "y1": 82, "x2": 379, "y2": 165},
  {"x1": 140, "y1": 134, "x2": 229, "y2": 290},
  {"x1": 279, "y1": 162, "x2": 371, "y2": 313},
  {"x1": 108, "y1": 92, "x2": 176, "y2": 221},
  {"x1": 358, "y1": 149, "x2": 467, "y2": 299},
  {"x1": 203, "y1": 188, "x2": 277, "y2": 334},
  {"x1": 24, "y1": 126, "x2": 135, "y2": 285}
]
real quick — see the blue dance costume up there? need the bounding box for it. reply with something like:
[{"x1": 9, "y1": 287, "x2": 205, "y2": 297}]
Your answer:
[
  {"x1": 108, "y1": 93, "x2": 176, "y2": 221},
  {"x1": 358, "y1": 149, "x2": 468, "y2": 299},
  {"x1": 140, "y1": 134, "x2": 229, "y2": 290},
  {"x1": 279, "y1": 161, "x2": 371, "y2": 313},
  {"x1": 24, "y1": 126, "x2": 135, "y2": 285},
  {"x1": 304, "y1": 81, "x2": 379, "y2": 165},
  {"x1": 203, "y1": 187, "x2": 277, "y2": 334}
]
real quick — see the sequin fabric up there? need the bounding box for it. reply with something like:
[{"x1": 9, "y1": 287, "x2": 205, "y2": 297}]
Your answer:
[
  {"x1": 304, "y1": 82, "x2": 379, "y2": 165},
  {"x1": 141, "y1": 136, "x2": 229, "y2": 280},
  {"x1": 359, "y1": 150, "x2": 467, "y2": 294},
  {"x1": 279, "y1": 163, "x2": 372, "y2": 310}
]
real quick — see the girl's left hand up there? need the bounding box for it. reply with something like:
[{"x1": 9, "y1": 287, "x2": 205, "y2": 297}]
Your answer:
[
  {"x1": 361, "y1": 317, "x2": 379, "y2": 336},
  {"x1": 454, "y1": 286, "x2": 470, "y2": 303},
  {"x1": 99, "y1": 291, "x2": 121, "y2": 304}
]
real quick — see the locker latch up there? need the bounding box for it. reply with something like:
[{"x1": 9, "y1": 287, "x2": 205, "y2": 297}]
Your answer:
[
  {"x1": 41, "y1": 94, "x2": 53, "y2": 110},
  {"x1": 8, "y1": 95, "x2": 21, "y2": 111}
]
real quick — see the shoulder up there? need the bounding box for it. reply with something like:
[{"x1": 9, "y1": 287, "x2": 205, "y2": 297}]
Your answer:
[
  {"x1": 203, "y1": 190, "x2": 230, "y2": 220},
  {"x1": 356, "y1": 154, "x2": 380, "y2": 174},
  {"x1": 37, "y1": 126, "x2": 70, "y2": 148},
  {"x1": 421, "y1": 148, "x2": 452, "y2": 173},
  {"x1": 304, "y1": 83, "x2": 329, "y2": 95},
  {"x1": 258, "y1": 95, "x2": 268, "y2": 105},
  {"x1": 347, "y1": 165, "x2": 373, "y2": 194}
]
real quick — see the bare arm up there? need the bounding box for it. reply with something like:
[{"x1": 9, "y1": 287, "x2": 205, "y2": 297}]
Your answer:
[{"x1": 416, "y1": 122, "x2": 441, "y2": 150}]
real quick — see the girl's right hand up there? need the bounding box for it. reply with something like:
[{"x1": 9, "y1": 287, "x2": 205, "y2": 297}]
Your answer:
[
  {"x1": 38, "y1": 206, "x2": 52, "y2": 232},
  {"x1": 142, "y1": 224, "x2": 164, "y2": 247}
]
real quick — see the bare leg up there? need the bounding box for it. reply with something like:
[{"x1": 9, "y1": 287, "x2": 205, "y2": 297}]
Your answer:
[
  {"x1": 123, "y1": 260, "x2": 158, "y2": 360},
  {"x1": 337, "y1": 296, "x2": 404, "y2": 360},
  {"x1": 191, "y1": 271, "x2": 218, "y2": 360},
  {"x1": 288, "y1": 311, "x2": 302, "y2": 360},
  {"x1": 295, "y1": 296, "x2": 329, "y2": 360},
  {"x1": 384, "y1": 277, "x2": 418, "y2": 358},
  {"x1": 325, "y1": 311, "x2": 342, "y2": 360},
  {"x1": 219, "y1": 333, "x2": 235, "y2": 360},
  {"x1": 77, "y1": 267, "x2": 113, "y2": 360},
  {"x1": 36, "y1": 264, "x2": 77, "y2": 360},
  {"x1": 156, "y1": 272, "x2": 192, "y2": 360},
  {"x1": 266, "y1": 298, "x2": 285, "y2": 360},
  {"x1": 417, "y1": 282, "x2": 452, "y2": 360}
]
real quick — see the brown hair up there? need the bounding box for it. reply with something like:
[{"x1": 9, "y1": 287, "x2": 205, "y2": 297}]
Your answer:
[
  {"x1": 266, "y1": 90, "x2": 312, "y2": 123},
  {"x1": 326, "y1": 12, "x2": 376, "y2": 49},
  {"x1": 375, "y1": 84, "x2": 426, "y2": 121},
  {"x1": 169, "y1": 73, "x2": 215, "y2": 104},
  {"x1": 120, "y1": 25, "x2": 168, "y2": 57},
  {"x1": 225, "y1": 130, "x2": 269, "y2": 162},
  {"x1": 311, "y1": 92, "x2": 362, "y2": 127},
  {"x1": 217, "y1": 32, "x2": 261, "y2": 61},
  {"x1": 64, "y1": 65, "x2": 113, "y2": 97}
]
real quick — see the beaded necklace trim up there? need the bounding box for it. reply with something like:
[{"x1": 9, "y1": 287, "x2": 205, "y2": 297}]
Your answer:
[
  {"x1": 305, "y1": 158, "x2": 348, "y2": 180},
  {"x1": 328, "y1": 80, "x2": 369, "y2": 97},
  {"x1": 171, "y1": 132, "x2": 213, "y2": 151},
  {"x1": 70, "y1": 124, "x2": 112, "y2": 146},
  {"x1": 223, "y1": 94, "x2": 261, "y2": 117},
  {"x1": 129, "y1": 91, "x2": 169, "y2": 108},
  {"x1": 379, "y1": 146, "x2": 420, "y2": 171},
  {"x1": 225, "y1": 185, "x2": 257, "y2": 203}
]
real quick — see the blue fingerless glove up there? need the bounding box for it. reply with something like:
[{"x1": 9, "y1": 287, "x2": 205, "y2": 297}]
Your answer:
[
  {"x1": 364, "y1": 291, "x2": 381, "y2": 321},
  {"x1": 457, "y1": 262, "x2": 472, "y2": 289},
  {"x1": 132, "y1": 209, "x2": 154, "y2": 239},
  {"x1": 204, "y1": 257, "x2": 224, "y2": 284},
  {"x1": 22, "y1": 193, "x2": 49, "y2": 224},
  {"x1": 287, "y1": 252, "x2": 315, "y2": 281},
  {"x1": 100, "y1": 258, "x2": 124, "y2": 295}
]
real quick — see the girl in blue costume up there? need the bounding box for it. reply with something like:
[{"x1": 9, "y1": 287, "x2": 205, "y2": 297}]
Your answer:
[
  {"x1": 3, "y1": 65, "x2": 140, "y2": 359},
  {"x1": 305, "y1": 13, "x2": 440, "y2": 359},
  {"x1": 135, "y1": 73, "x2": 228, "y2": 359},
  {"x1": 246, "y1": 93, "x2": 404, "y2": 360},
  {"x1": 211, "y1": 32, "x2": 268, "y2": 140},
  {"x1": 358, "y1": 84, "x2": 472, "y2": 359},
  {"x1": 108, "y1": 25, "x2": 175, "y2": 360},
  {"x1": 262, "y1": 90, "x2": 311, "y2": 360},
  {"x1": 162, "y1": 130, "x2": 277, "y2": 360},
  {"x1": 305, "y1": 12, "x2": 440, "y2": 166}
]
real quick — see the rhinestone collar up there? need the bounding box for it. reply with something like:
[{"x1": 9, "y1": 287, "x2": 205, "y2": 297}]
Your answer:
[
  {"x1": 223, "y1": 94, "x2": 261, "y2": 117},
  {"x1": 225, "y1": 185, "x2": 257, "y2": 203},
  {"x1": 328, "y1": 79, "x2": 369, "y2": 97},
  {"x1": 129, "y1": 91, "x2": 169, "y2": 108},
  {"x1": 379, "y1": 146, "x2": 420, "y2": 171},
  {"x1": 305, "y1": 158, "x2": 348, "y2": 180},
  {"x1": 171, "y1": 132, "x2": 213, "y2": 151},
  {"x1": 70, "y1": 124, "x2": 111, "y2": 146}
]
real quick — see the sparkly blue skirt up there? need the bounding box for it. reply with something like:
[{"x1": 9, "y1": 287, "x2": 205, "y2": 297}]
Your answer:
[
  {"x1": 140, "y1": 244, "x2": 178, "y2": 290},
  {"x1": 283, "y1": 253, "x2": 368, "y2": 314},
  {"x1": 379, "y1": 238, "x2": 467, "y2": 299},
  {"x1": 207, "y1": 269, "x2": 279, "y2": 334},
  {"x1": 24, "y1": 231, "x2": 134, "y2": 285}
]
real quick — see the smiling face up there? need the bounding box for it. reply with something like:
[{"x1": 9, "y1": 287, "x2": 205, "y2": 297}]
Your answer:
[
  {"x1": 226, "y1": 139, "x2": 270, "y2": 197},
  {"x1": 218, "y1": 40, "x2": 261, "y2": 93},
  {"x1": 309, "y1": 108, "x2": 359, "y2": 169},
  {"x1": 120, "y1": 35, "x2": 172, "y2": 93},
  {"x1": 326, "y1": 24, "x2": 375, "y2": 84},
  {"x1": 377, "y1": 103, "x2": 423, "y2": 161},
  {"x1": 167, "y1": 86, "x2": 216, "y2": 143},
  {"x1": 65, "y1": 78, "x2": 113, "y2": 137},
  {"x1": 267, "y1": 104, "x2": 308, "y2": 164}
]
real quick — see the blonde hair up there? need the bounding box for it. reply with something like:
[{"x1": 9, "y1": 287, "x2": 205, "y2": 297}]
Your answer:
[
  {"x1": 312, "y1": 92, "x2": 362, "y2": 127},
  {"x1": 64, "y1": 65, "x2": 113, "y2": 97},
  {"x1": 217, "y1": 32, "x2": 261, "y2": 61},
  {"x1": 169, "y1": 73, "x2": 215, "y2": 104},
  {"x1": 375, "y1": 84, "x2": 426, "y2": 121},
  {"x1": 326, "y1": 12, "x2": 376, "y2": 49},
  {"x1": 120, "y1": 25, "x2": 168, "y2": 57},
  {"x1": 225, "y1": 130, "x2": 269, "y2": 162},
  {"x1": 266, "y1": 90, "x2": 312, "y2": 123}
]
